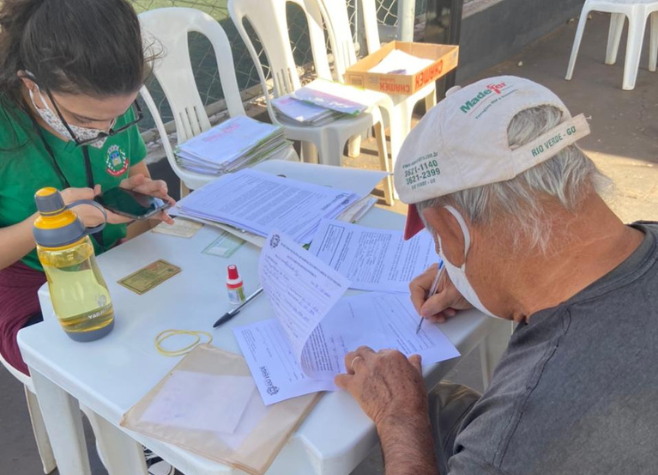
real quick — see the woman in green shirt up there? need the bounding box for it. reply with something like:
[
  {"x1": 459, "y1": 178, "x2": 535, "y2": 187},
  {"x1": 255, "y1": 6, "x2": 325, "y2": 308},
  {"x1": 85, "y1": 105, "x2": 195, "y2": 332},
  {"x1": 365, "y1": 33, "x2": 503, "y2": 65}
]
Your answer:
[{"x1": 0, "y1": 0, "x2": 175, "y2": 378}]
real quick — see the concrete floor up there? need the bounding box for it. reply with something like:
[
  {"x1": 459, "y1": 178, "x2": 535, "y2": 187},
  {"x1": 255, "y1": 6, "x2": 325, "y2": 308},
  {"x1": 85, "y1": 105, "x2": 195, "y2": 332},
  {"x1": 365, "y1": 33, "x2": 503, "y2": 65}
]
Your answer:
[
  {"x1": 350, "y1": 12, "x2": 658, "y2": 224},
  {"x1": 2, "y1": 11, "x2": 657, "y2": 475}
]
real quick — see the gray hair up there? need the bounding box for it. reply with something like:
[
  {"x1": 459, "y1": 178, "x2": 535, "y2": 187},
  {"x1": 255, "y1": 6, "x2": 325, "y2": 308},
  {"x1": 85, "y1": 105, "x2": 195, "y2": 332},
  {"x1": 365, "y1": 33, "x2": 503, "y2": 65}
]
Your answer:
[{"x1": 416, "y1": 105, "x2": 608, "y2": 253}]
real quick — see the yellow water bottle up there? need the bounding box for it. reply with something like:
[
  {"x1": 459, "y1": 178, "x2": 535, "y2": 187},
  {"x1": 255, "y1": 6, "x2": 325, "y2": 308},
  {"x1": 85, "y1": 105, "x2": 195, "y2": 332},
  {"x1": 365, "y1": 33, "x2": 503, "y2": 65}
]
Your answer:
[{"x1": 33, "y1": 187, "x2": 114, "y2": 341}]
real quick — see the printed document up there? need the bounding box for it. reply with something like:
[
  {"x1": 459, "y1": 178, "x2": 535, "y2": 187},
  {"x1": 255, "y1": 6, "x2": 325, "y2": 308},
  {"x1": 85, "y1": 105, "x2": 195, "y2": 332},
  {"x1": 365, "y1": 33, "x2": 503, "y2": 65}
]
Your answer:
[
  {"x1": 257, "y1": 232, "x2": 350, "y2": 358},
  {"x1": 309, "y1": 220, "x2": 440, "y2": 293},
  {"x1": 234, "y1": 232, "x2": 459, "y2": 405},
  {"x1": 176, "y1": 169, "x2": 360, "y2": 244}
]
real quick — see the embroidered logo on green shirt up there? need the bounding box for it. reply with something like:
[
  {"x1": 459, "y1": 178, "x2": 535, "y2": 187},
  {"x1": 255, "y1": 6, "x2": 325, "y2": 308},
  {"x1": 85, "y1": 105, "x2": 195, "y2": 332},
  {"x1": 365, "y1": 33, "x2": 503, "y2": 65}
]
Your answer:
[{"x1": 105, "y1": 145, "x2": 129, "y2": 176}]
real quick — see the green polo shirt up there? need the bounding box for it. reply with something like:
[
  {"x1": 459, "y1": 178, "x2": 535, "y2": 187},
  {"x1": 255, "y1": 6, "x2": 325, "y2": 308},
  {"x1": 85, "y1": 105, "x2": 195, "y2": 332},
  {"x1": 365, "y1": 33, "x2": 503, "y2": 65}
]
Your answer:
[{"x1": 0, "y1": 97, "x2": 147, "y2": 271}]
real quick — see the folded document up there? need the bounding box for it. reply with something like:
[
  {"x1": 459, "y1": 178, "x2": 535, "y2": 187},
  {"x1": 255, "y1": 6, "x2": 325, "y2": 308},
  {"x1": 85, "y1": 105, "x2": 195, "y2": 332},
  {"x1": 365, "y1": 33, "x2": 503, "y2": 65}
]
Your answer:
[{"x1": 235, "y1": 232, "x2": 460, "y2": 405}]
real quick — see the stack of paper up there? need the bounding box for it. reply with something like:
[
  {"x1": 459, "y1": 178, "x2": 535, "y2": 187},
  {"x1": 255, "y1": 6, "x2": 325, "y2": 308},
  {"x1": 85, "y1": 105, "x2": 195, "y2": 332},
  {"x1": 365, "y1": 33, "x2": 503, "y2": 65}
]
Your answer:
[
  {"x1": 175, "y1": 116, "x2": 289, "y2": 175},
  {"x1": 272, "y1": 78, "x2": 370, "y2": 125},
  {"x1": 335, "y1": 196, "x2": 377, "y2": 224},
  {"x1": 272, "y1": 96, "x2": 344, "y2": 126},
  {"x1": 291, "y1": 79, "x2": 369, "y2": 116},
  {"x1": 175, "y1": 169, "x2": 361, "y2": 244},
  {"x1": 368, "y1": 49, "x2": 435, "y2": 75}
]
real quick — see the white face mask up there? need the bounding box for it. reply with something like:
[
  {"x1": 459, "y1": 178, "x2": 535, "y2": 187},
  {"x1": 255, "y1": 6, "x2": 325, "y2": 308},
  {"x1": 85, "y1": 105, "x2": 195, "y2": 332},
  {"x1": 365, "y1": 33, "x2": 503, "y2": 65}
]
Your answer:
[
  {"x1": 28, "y1": 87, "x2": 110, "y2": 149},
  {"x1": 437, "y1": 205, "x2": 501, "y2": 319}
]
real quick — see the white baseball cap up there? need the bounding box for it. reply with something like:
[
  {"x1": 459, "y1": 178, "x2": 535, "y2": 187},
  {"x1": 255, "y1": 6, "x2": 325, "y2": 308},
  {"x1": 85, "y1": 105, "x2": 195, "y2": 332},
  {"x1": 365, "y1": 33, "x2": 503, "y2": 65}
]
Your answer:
[{"x1": 395, "y1": 76, "x2": 590, "y2": 240}]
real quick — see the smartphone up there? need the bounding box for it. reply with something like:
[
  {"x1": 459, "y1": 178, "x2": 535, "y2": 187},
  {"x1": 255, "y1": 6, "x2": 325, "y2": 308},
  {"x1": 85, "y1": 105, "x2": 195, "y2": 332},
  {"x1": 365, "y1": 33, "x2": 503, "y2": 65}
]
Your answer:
[{"x1": 95, "y1": 188, "x2": 170, "y2": 220}]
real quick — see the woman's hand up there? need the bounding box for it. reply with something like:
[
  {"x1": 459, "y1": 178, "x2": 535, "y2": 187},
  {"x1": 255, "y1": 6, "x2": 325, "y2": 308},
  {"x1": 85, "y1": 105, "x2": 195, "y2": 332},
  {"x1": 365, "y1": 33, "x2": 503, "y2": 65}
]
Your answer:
[
  {"x1": 61, "y1": 186, "x2": 132, "y2": 226},
  {"x1": 119, "y1": 174, "x2": 176, "y2": 224},
  {"x1": 410, "y1": 263, "x2": 473, "y2": 323}
]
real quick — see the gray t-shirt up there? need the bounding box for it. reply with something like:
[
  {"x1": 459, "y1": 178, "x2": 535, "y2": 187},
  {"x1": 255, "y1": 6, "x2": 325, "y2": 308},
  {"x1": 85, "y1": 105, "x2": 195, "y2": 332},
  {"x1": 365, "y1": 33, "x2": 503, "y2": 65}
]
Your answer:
[{"x1": 450, "y1": 222, "x2": 658, "y2": 475}]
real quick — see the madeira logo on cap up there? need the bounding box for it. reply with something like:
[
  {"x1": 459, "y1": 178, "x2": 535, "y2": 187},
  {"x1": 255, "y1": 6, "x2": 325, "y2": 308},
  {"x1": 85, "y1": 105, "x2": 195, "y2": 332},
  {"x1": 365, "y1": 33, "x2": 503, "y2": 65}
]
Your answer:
[
  {"x1": 459, "y1": 81, "x2": 510, "y2": 115},
  {"x1": 105, "y1": 145, "x2": 129, "y2": 176}
]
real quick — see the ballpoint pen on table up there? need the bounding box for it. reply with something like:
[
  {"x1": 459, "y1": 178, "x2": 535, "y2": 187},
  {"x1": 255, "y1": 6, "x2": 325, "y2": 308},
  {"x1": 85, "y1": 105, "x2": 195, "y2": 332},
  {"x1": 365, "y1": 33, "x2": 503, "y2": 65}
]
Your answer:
[
  {"x1": 213, "y1": 287, "x2": 264, "y2": 328},
  {"x1": 416, "y1": 262, "x2": 445, "y2": 334}
]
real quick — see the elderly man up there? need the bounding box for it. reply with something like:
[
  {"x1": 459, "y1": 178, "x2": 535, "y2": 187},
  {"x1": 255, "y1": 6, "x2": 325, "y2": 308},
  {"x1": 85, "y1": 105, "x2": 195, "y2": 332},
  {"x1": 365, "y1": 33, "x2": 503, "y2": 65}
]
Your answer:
[{"x1": 335, "y1": 76, "x2": 657, "y2": 475}]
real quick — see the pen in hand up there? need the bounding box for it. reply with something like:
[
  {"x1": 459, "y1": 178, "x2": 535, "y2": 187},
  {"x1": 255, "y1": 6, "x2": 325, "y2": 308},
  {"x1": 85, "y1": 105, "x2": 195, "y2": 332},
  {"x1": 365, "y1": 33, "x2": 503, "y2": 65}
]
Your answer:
[
  {"x1": 416, "y1": 262, "x2": 446, "y2": 334},
  {"x1": 213, "y1": 287, "x2": 264, "y2": 328}
]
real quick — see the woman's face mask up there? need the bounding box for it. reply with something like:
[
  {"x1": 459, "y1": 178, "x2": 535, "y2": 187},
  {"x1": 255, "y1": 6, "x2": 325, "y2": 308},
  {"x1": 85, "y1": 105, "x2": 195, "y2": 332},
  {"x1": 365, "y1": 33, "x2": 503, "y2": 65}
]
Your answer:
[
  {"x1": 28, "y1": 86, "x2": 110, "y2": 149},
  {"x1": 437, "y1": 205, "x2": 502, "y2": 319}
]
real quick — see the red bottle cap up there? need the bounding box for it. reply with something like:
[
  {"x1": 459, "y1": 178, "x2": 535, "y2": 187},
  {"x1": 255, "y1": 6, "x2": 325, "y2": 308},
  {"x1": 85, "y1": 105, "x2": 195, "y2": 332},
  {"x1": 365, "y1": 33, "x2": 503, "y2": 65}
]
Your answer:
[{"x1": 227, "y1": 265, "x2": 240, "y2": 280}]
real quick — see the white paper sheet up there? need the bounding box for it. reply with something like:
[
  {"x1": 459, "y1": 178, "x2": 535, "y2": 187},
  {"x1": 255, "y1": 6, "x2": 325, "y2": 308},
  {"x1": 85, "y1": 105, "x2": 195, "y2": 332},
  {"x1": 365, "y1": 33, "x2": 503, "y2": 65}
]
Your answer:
[
  {"x1": 235, "y1": 293, "x2": 460, "y2": 405},
  {"x1": 259, "y1": 232, "x2": 350, "y2": 359},
  {"x1": 234, "y1": 319, "x2": 337, "y2": 405},
  {"x1": 212, "y1": 388, "x2": 268, "y2": 450},
  {"x1": 253, "y1": 160, "x2": 389, "y2": 199},
  {"x1": 317, "y1": 292, "x2": 460, "y2": 373},
  {"x1": 140, "y1": 371, "x2": 255, "y2": 434},
  {"x1": 368, "y1": 49, "x2": 434, "y2": 75},
  {"x1": 309, "y1": 220, "x2": 440, "y2": 293}
]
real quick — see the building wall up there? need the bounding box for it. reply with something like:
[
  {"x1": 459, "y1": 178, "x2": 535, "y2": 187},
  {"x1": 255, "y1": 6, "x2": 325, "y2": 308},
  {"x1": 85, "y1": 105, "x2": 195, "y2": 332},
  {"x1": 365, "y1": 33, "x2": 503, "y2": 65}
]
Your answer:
[{"x1": 456, "y1": 0, "x2": 586, "y2": 81}]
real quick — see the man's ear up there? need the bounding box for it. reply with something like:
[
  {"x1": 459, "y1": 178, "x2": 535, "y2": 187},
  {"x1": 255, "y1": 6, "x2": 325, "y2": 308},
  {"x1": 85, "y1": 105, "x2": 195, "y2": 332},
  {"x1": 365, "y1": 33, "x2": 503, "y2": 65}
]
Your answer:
[{"x1": 422, "y1": 206, "x2": 467, "y2": 267}]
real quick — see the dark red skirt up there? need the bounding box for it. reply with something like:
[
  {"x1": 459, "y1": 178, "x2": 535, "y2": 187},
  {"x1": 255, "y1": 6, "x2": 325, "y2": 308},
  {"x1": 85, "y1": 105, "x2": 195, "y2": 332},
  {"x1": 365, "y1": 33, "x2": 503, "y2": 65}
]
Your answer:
[{"x1": 0, "y1": 262, "x2": 47, "y2": 375}]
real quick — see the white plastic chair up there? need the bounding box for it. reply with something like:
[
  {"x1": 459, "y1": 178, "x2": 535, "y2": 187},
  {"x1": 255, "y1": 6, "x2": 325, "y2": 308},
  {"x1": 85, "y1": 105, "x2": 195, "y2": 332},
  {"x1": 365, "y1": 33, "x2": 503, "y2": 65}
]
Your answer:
[
  {"x1": 138, "y1": 7, "x2": 299, "y2": 196},
  {"x1": 319, "y1": 0, "x2": 437, "y2": 177},
  {"x1": 0, "y1": 352, "x2": 56, "y2": 474},
  {"x1": 566, "y1": 0, "x2": 658, "y2": 90},
  {"x1": 1, "y1": 346, "x2": 135, "y2": 475},
  {"x1": 3, "y1": 350, "x2": 149, "y2": 475},
  {"x1": 228, "y1": 0, "x2": 396, "y2": 205}
]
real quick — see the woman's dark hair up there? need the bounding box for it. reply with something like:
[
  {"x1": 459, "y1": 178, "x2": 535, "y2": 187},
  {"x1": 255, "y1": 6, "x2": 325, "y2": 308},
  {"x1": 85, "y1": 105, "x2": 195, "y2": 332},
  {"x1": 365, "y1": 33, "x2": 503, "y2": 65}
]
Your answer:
[
  {"x1": 0, "y1": 0, "x2": 147, "y2": 100},
  {"x1": 0, "y1": 0, "x2": 151, "y2": 149}
]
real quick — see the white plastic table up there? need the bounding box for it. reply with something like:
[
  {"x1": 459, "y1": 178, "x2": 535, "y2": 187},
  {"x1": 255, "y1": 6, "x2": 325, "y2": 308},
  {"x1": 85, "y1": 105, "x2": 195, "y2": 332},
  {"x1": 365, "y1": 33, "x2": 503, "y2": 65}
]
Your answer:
[{"x1": 18, "y1": 161, "x2": 504, "y2": 475}]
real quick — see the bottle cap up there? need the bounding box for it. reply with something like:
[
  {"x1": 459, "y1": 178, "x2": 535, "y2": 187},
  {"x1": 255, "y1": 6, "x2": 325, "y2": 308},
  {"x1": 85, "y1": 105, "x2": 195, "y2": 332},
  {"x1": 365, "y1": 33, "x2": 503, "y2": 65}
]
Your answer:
[
  {"x1": 35, "y1": 187, "x2": 66, "y2": 215},
  {"x1": 227, "y1": 265, "x2": 240, "y2": 280},
  {"x1": 33, "y1": 188, "x2": 87, "y2": 247}
]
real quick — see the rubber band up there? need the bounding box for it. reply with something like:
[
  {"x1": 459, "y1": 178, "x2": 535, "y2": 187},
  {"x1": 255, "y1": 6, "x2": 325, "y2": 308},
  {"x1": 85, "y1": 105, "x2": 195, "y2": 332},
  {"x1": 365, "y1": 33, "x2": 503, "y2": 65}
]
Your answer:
[{"x1": 155, "y1": 329, "x2": 213, "y2": 357}]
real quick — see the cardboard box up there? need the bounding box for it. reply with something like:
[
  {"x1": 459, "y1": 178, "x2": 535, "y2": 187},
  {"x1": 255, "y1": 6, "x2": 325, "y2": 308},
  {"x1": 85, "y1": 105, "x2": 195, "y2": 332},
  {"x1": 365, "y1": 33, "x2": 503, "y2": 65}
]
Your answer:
[{"x1": 344, "y1": 42, "x2": 459, "y2": 96}]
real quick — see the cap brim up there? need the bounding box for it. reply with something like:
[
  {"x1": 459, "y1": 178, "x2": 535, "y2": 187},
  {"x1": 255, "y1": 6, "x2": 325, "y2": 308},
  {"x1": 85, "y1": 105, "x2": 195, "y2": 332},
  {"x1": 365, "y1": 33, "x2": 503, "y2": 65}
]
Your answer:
[{"x1": 404, "y1": 204, "x2": 425, "y2": 240}]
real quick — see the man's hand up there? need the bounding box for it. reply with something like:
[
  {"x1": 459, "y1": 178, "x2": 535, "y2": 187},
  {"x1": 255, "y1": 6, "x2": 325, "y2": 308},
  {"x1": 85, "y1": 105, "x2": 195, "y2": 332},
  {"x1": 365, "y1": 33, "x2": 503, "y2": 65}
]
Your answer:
[
  {"x1": 119, "y1": 174, "x2": 176, "y2": 224},
  {"x1": 410, "y1": 264, "x2": 473, "y2": 323},
  {"x1": 335, "y1": 347, "x2": 427, "y2": 426},
  {"x1": 335, "y1": 347, "x2": 440, "y2": 475}
]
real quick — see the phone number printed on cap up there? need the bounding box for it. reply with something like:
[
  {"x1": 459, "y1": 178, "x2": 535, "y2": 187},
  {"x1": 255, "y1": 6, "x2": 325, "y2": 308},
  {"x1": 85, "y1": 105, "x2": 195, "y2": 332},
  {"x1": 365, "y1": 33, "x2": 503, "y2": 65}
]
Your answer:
[{"x1": 404, "y1": 159, "x2": 441, "y2": 186}]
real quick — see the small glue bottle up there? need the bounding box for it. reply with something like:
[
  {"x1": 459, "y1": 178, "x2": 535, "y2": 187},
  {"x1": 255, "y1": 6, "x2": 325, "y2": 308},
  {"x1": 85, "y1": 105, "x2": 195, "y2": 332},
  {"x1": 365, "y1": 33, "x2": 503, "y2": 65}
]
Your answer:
[{"x1": 226, "y1": 265, "x2": 246, "y2": 305}]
